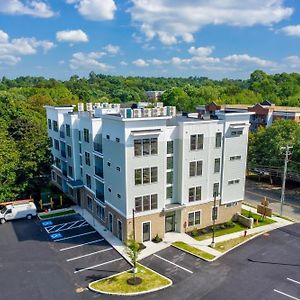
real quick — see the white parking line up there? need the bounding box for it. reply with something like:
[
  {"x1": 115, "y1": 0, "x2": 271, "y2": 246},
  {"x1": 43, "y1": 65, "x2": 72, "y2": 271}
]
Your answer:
[
  {"x1": 74, "y1": 257, "x2": 123, "y2": 274},
  {"x1": 274, "y1": 289, "x2": 300, "y2": 300},
  {"x1": 67, "y1": 220, "x2": 81, "y2": 230},
  {"x1": 46, "y1": 219, "x2": 82, "y2": 232},
  {"x1": 52, "y1": 223, "x2": 89, "y2": 233},
  {"x1": 60, "y1": 238, "x2": 104, "y2": 251},
  {"x1": 287, "y1": 278, "x2": 300, "y2": 285},
  {"x1": 67, "y1": 247, "x2": 113, "y2": 262},
  {"x1": 153, "y1": 254, "x2": 193, "y2": 274},
  {"x1": 54, "y1": 231, "x2": 96, "y2": 242}
]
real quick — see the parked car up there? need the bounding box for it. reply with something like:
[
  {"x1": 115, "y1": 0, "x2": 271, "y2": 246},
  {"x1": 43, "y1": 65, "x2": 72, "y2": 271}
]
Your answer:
[{"x1": 0, "y1": 202, "x2": 37, "y2": 224}]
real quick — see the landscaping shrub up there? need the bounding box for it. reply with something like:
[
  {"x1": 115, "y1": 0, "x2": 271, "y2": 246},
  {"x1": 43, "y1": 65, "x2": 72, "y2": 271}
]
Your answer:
[
  {"x1": 225, "y1": 221, "x2": 235, "y2": 228},
  {"x1": 191, "y1": 228, "x2": 198, "y2": 237},
  {"x1": 220, "y1": 224, "x2": 226, "y2": 229},
  {"x1": 201, "y1": 228, "x2": 208, "y2": 234},
  {"x1": 152, "y1": 234, "x2": 162, "y2": 243},
  {"x1": 138, "y1": 243, "x2": 146, "y2": 250},
  {"x1": 247, "y1": 210, "x2": 253, "y2": 218}
]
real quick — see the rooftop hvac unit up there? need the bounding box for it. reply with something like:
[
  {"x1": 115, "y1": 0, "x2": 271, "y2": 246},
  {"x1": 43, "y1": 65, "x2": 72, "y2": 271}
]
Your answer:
[
  {"x1": 133, "y1": 109, "x2": 142, "y2": 118},
  {"x1": 94, "y1": 102, "x2": 101, "y2": 108},
  {"x1": 156, "y1": 102, "x2": 164, "y2": 108},
  {"x1": 152, "y1": 108, "x2": 158, "y2": 117},
  {"x1": 143, "y1": 108, "x2": 152, "y2": 117},
  {"x1": 158, "y1": 107, "x2": 165, "y2": 116},
  {"x1": 86, "y1": 102, "x2": 93, "y2": 111},
  {"x1": 78, "y1": 103, "x2": 84, "y2": 112},
  {"x1": 167, "y1": 106, "x2": 176, "y2": 116}
]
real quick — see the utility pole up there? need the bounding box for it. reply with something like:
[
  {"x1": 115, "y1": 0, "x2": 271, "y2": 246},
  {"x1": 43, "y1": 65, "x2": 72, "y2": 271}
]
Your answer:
[{"x1": 280, "y1": 145, "x2": 293, "y2": 217}]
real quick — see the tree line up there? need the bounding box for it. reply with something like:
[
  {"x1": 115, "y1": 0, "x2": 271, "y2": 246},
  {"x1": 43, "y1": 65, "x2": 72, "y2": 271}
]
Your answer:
[{"x1": 0, "y1": 70, "x2": 300, "y2": 201}]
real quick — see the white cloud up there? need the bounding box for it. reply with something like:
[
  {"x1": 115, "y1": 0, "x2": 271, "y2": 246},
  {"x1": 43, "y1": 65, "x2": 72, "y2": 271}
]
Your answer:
[
  {"x1": 223, "y1": 54, "x2": 274, "y2": 67},
  {"x1": 128, "y1": 0, "x2": 293, "y2": 44},
  {"x1": 103, "y1": 44, "x2": 120, "y2": 54},
  {"x1": 120, "y1": 61, "x2": 128, "y2": 66},
  {"x1": 0, "y1": 0, "x2": 55, "y2": 18},
  {"x1": 66, "y1": 0, "x2": 117, "y2": 21},
  {"x1": 280, "y1": 25, "x2": 300, "y2": 37},
  {"x1": 69, "y1": 51, "x2": 111, "y2": 70},
  {"x1": 188, "y1": 46, "x2": 214, "y2": 57},
  {"x1": 132, "y1": 58, "x2": 149, "y2": 67},
  {"x1": 0, "y1": 30, "x2": 55, "y2": 65},
  {"x1": 56, "y1": 29, "x2": 89, "y2": 43},
  {"x1": 284, "y1": 56, "x2": 300, "y2": 68}
]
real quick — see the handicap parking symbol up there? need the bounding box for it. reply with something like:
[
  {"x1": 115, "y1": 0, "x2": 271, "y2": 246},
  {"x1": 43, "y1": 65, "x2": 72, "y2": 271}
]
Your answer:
[
  {"x1": 42, "y1": 221, "x2": 53, "y2": 227},
  {"x1": 50, "y1": 233, "x2": 62, "y2": 240}
]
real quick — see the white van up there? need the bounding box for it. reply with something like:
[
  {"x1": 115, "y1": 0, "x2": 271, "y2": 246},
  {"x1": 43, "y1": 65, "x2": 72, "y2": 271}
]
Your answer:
[{"x1": 0, "y1": 202, "x2": 37, "y2": 224}]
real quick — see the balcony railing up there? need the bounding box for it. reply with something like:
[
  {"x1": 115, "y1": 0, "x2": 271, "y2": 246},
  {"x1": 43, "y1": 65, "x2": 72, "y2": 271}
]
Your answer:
[
  {"x1": 94, "y1": 142, "x2": 103, "y2": 154},
  {"x1": 95, "y1": 167, "x2": 104, "y2": 179},
  {"x1": 96, "y1": 191, "x2": 105, "y2": 203}
]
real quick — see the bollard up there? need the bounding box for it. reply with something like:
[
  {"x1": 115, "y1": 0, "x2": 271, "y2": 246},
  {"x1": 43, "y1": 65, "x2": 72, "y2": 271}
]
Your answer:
[
  {"x1": 60, "y1": 195, "x2": 63, "y2": 207},
  {"x1": 50, "y1": 197, "x2": 54, "y2": 209},
  {"x1": 39, "y1": 199, "x2": 43, "y2": 210},
  {"x1": 244, "y1": 230, "x2": 247, "y2": 237}
]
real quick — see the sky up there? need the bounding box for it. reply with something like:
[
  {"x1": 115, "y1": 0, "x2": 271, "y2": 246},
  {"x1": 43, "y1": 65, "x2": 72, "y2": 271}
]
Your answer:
[{"x1": 0, "y1": 0, "x2": 300, "y2": 80}]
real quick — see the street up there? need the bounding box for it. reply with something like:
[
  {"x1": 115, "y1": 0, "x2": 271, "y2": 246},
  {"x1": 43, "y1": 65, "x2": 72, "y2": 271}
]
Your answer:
[{"x1": 245, "y1": 179, "x2": 300, "y2": 221}]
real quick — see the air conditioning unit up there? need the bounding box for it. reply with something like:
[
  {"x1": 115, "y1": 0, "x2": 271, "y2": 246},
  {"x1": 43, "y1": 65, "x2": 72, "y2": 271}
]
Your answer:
[
  {"x1": 86, "y1": 102, "x2": 93, "y2": 111},
  {"x1": 143, "y1": 108, "x2": 152, "y2": 117},
  {"x1": 167, "y1": 106, "x2": 176, "y2": 116},
  {"x1": 158, "y1": 107, "x2": 165, "y2": 116},
  {"x1": 78, "y1": 103, "x2": 84, "y2": 112},
  {"x1": 133, "y1": 109, "x2": 141, "y2": 118},
  {"x1": 152, "y1": 108, "x2": 158, "y2": 117},
  {"x1": 94, "y1": 102, "x2": 101, "y2": 108},
  {"x1": 156, "y1": 102, "x2": 164, "y2": 108}
]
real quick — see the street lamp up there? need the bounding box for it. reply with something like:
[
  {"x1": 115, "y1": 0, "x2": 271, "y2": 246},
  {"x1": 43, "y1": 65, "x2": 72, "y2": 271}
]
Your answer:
[{"x1": 211, "y1": 192, "x2": 219, "y2": 248}]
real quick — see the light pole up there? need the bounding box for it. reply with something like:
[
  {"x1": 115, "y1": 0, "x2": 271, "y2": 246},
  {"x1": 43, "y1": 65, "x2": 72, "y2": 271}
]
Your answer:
[
  {"x1": 280, "y1": 145, "x2": 293, "y2": 217},
  {"x1": 132, "y1": 208, "x2": 137, "y2": 272},
  {"x1": 211, "y1": 192, "x2": 218, "y2": 248}
]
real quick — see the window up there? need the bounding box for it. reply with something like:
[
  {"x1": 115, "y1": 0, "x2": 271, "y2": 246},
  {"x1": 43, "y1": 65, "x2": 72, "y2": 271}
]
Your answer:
[
  {"x1": 167, "y1": 141, "x2": 173, "y2": 154},
  {"x1": 215, "y1": 132, "x2": 222, "y2": 148},
  {"x1": 106, "y1": 134, "x2": 110, "y2": 140},
  {"x1": 48, "y1": 119, "x2": 52, "y2": 130},
  {"x1": 79, "y1": 143, "x2": 82, "y2": 154},
  {"x1": 188, "y1": 211, "x2": 201, "y2": 226},
  {"x1": 212, "y1": 207, "x2": 218, "y2": 220},
  {"x1": 78, "y1": 130, "x2": 81, "y2": 141},
  {"x1": 213, "y1": 183, "x2": 219, "y2": 197},
  {"x1": 189, "y1": 186, "x2": 201, "y2": 202},
  {"x1": 134, "y1": 138, "x2": 158, "y2": 156},
  {"x1": 167, "y1": 171, "x2": 173, "y2": 184},
  {"x1": 135, "y1": 169, "x2": 142, "y2": 185},
  {"x1": 68, "y1": 165, "x2": 73, "y2": 178},
  {"x1": 116, "y1": 137, "x2": 120, "y2": 143},
  {"x1": 79, "y1": 155, "x2": 82, "y2": 166},
  {"x1": 54, "y1": 139, "x2": 59, "y2": 150},
  {"x1": 87, "y1": 196, "x2": 92, "y2": 210},
  {"x1": 228, "y1": 179, "x2": 240, "y2": 185},
  {"x1": 230, "y1": 155, "x2": 242, "y2": 161},
  {"x1": 190, "y1": 134, "x2": 203, "y2": 150},
  {"x1": 214, "y1": 158, "x2": 221, "y2": 173},
  {"x1": 49, "y1": 138, "x2": 53, "y2": 148},
  {"x1": 135, "y1": 197, "x2": 142, "y2": 212},
  {"x1": 231, "y1": 130, "x2": 243, "y2": 136},
  {"x1": 225, "y1": 202, "x2": 238, "y2": 208},
  {"x1": 66, "y1": 124, "x2": 71, "y2": 137},
  {"x1": 57, "y1": 175, "x2": 62, "y2": 186},
  {"x1": 83, "y1": 128, "x2": 89, "y2": 143},
  {"x1": 143, "y1": 195, "x2": 150, "y2": 211},
  {"x1": 55, "y1": 157, "x2": 61, "y2": 169},
  {"x1": 85, "y1": 152, "x2": 91, "y2": 166},
  {"x1": 96, "y1": 204, "x2": 105, "y2": 220},
  {"x1": 167, "y1": 157, "x2": 173, "y2": 170},
  {"x1": 151, "y1": 167, "x2": 158, "y2": 183},
  {"x1": 151, "y1": 194, "x2": 158, "y2": 210},
  {"x1": 53, "y1": 120, "x2": 58, "y2": 132},
  {"x1": 143, "y1": 168, "x2": 150, "y2": 184},
  {"x1": 86, "y1": 174, "x2": 91, "y2": 188},
  {"x1": 67, "y1": 145, "x2": 72, "y2": 158},
  {"x1": 166, "y1": 186, "x2": 173, "y2": 199},
  {"x1": 189, "y1": 161, "x2": 202, "y2": 176}
]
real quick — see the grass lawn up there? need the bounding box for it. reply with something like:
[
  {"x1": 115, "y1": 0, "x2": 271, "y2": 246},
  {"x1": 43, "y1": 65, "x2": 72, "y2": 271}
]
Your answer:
[
  {"x1": 89, "y1": 264, "x2": 171, "y2": 295},
  {"x1": 194, "y1": 222, "x2": 247, "y2": 241},
  {"x1": 39, "y1": 209, "x2": 76, "y2": 220},
  {"x1": 241, "y1": 209, "x2": 276, "y2": 226},
  {"x1": 172, "y1": 241, "x2": 215, "y2": 261},
  {"x1": 215, "y1": 233, "x2": 257, "y2": 252}
]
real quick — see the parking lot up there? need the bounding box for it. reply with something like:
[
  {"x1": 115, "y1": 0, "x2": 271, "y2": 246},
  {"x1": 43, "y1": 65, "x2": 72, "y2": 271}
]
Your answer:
[{"x1": 40, "y1": 213, "x2": 131, "y2": 287}]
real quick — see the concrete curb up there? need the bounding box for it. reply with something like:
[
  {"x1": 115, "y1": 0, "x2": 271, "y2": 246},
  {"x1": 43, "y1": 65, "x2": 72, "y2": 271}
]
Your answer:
[
  {"x1": 88, "y1": 264, "x2": 173, "y2": 296},
  {"x1": 38, "y1": 208, "x2": 76, "y2": 220},
  {"x1": 171, "y1": 244, "x2": 216, "y2": 262}
]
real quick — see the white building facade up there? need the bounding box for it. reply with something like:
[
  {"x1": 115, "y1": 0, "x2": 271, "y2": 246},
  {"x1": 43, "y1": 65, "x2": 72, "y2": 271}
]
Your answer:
[{"x1": 45, "y1": 103, "x2": 252, "y2": 243}]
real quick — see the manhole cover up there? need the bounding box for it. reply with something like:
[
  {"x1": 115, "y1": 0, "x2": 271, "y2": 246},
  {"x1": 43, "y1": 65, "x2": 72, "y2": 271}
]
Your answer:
[{"x1": 75, "y1": 287, "x2": 87, "y2": 293}]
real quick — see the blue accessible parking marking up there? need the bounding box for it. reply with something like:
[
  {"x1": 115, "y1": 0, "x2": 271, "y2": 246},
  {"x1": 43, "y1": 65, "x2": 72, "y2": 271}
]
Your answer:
[
  {"x1": 50, "y1": 233, "x2": 63, "y2": 240},
  {"x1": 42, "y1": 221, "x2": 53, "y2": 227}
]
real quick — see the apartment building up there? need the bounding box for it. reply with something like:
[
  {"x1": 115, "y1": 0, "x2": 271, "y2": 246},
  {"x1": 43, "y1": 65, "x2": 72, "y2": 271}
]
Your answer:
[{"x1": 45, "y1": 103, "x2": 252, "y2": 243}]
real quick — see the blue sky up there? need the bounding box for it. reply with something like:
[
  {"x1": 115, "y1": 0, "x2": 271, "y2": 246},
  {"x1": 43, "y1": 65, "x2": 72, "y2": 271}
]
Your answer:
[{"x1": 0, "y1": 0, "x2": 300, "y2": 79}]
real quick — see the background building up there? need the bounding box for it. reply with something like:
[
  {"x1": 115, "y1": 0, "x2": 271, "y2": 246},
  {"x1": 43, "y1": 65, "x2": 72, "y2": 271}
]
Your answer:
[{"x1": 46, "y1": 103, "x2": 252, "y2": 243}]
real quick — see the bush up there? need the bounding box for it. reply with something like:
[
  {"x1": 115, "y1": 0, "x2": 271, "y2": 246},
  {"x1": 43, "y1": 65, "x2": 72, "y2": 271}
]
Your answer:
[
  {"x1": 201, "y1": 228, "x2": 208, "y2": 234},
  {"x1": 247, "y1": 210, "x2": 253, "y2": 218},
  {"x1": 220, "y1": 224, "x2": 226, "y2": 229},
  {"x1": 138, "y1": 243, "x2": 146, "y2": 250},
  {"x1": 152, "y1": 234, "x2": 162, "y2": 243},
  {"x1": 191, "y1": 228, "x2": 198, "y2": 237},
  {"x1": 225, "y1": 221, "x2": 235, "y2": 228}
]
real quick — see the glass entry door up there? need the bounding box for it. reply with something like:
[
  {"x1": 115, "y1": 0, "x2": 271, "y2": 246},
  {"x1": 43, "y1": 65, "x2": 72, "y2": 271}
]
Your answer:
[
  {"x1": 165, "y1": 214, "x2": 175, "y2": 232},
  {"x1": 142, "y1": 222, "x2": 151, "y2": 242}
]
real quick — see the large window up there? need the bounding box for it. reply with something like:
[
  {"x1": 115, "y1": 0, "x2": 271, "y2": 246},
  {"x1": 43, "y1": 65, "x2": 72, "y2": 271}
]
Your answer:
[
  {"x1": 188, "y1": 211, "x2": 201, "y2": 226},
  {"x1": 66, "y1": 124, "x2": 71, "y2": 137},
  {"x1": 68, "y1": 165, "x2": 73, "y2": 178},
  {"x1": 215, "y1": 132, "x2": 222, "y2": 148},
  {"x1": 213, "y1": 183, "x2": 219, "y2": 197},
  {"x1": 53, "y1": 120, "x2": 58, "y2": 132},
  {"x1": 67, "y1": 145, "x2": 72, "y2": 158},
  {"x1": 189, "y1": 161, "x2": 202, "y2": 177},
  {"x1": 54, "y1": 139, "x2": 59, "y2": 150},
  {"x1": 96, "y1": 204, "x2": 105, "y2": 220},
  {"x1": 134, "y1": 167, "x2": 158, "y2": 185},
  {"x1": 228, "y1": 179, "x2": 240, "y2": 185},
  {"x1": 87, "y1": 195, "x2": 93, "y2": 210},
  {"x1": 48, "y1": 119, "x2": 52, "y2": 130},
  {"x1": 83, "y1": 128, "x2": 89, "y2": 143},
  {"x1": 189, "y1": 186, "x2": 201, "y2": 202},
  {"x1": 167, "y1": 156, "x2": 173, "y2": 170},
  {"x1": 167, "y1": 141, "x2": 173, "y2": 154},
  {"x1": 135, "y1": 194, "x2": 158, "y2": 212},
  {"x1": 86, "y1": 174, "x2": 91, "y2": 189},
  {"x1": 214, "y1": 158, "x2": 221, "y2": 173},
  {"x1": 134, "y1": 138, "x2": 158, "y2": 156},
  {"x1": 167, "y1": 171, "x2": 173, "y2": 184},
  {"x1": 85, "y1": 152, "x2": 91, "y2": 166},
  {"x1": 166, "y1": 186, "x2": 173, "y2": 199},
  {"x1": 190, "y1": 134, "x2": 203, "y2": 150}
]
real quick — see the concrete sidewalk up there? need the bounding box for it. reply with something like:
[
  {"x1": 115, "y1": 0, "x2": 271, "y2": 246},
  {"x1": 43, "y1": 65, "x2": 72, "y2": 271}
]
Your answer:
[{"x1": 73, "y1": 204, "x2": 293, "y2": 262}]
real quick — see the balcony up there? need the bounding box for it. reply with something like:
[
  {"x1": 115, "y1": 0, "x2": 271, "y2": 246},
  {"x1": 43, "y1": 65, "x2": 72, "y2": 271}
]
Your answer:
[
  {"x1": 94, "y1": 142, "x2": 103, "y2": 154},
  {"x1": 95, "y1": 167, "x2": 104, "y2": 179},
  {"x1": 96, "y1": 191, "x2": 105, "y2": 203}
]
